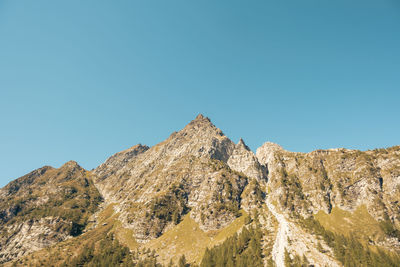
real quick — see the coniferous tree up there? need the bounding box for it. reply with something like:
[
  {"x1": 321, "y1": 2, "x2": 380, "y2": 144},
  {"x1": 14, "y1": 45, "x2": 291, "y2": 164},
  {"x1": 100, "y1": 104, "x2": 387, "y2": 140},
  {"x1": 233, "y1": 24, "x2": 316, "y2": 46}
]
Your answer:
[
  {"x1": 200, "y1": 225, "x2": 264, "y2": 267},
  {"x1": 178, "y1": 255, "x2": 187, "y2": 267},
  {"x1": 284, "y1": 248, "x2": 292, "y2": 267}
]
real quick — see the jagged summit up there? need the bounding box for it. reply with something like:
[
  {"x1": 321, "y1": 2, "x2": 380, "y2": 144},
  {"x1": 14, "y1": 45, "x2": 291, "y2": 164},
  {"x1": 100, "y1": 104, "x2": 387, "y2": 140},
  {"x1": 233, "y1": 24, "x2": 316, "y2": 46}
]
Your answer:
[
  {"x1": 94, "y1": 114, "x2": 233, "y2": 184},
  {"x1": 227, "y1": 138, "x2": 267, "y2": 181},
  {"x1": 60, "y1": 160, "x2": 81, "y2": 169},
  {"x1": 182, "y1": 114, "x2": 225, "y2": 138},
  {"x1": 189, "y1": 114, "x2": 211, "y2": 126},
  {"x1": 155, "y1": 114, "x2": 234, "y2": 162},
  {"x1": 90, "y1": 114, "x2": 269, "y2": 242},
  {"x1": 194, "y1": 113, "x2": 209, "y2": 122},
  {"x1": 237, "y1": 138, "x2": 251, "y2": 151}
]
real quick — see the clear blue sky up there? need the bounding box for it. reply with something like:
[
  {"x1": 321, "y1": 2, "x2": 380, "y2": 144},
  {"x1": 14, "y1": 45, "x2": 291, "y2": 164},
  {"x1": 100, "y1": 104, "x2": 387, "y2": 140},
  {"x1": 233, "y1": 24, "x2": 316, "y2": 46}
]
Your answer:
[{"x1": 1, "y1": 0, "x2": 399, "y2": 186}]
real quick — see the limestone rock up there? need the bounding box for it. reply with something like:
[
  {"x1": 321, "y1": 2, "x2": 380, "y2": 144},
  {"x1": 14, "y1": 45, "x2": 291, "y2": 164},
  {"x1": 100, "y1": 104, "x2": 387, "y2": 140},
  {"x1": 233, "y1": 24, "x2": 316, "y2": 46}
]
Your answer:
[
  {"x1": 227, "y1": 138, "x2": 267, "y2": 181},
  {"x1": 92, "y1": 114, "x2": 242, "y2": 241},
  {"x1": 0, "y1": 161, "x2": 102, "y2": 264}
]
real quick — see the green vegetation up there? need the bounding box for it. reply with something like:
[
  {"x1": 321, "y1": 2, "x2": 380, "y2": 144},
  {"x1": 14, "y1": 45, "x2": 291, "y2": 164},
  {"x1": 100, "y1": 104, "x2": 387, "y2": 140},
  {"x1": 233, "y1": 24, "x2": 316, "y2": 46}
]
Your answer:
[
  {"x1": 61, "y1": 234, "x2": 161, "y2": 267},
  {"x1": 208, "y1": 159, "x2": 227, "y2": 172},
  {"x1": 284, "y1": 248, "x2": 309, "y2": 267},
  {"x1": 379, "y1": 216, "x2": 400, "y2": 240},
  {"x1": 300, "y1": 217, "x2": 400, "y2": 266},
  {"x1": 144, "y1": 213, "x2": 211, "y2": 264},
  {"x1": 15, "y1": 208, "x2": 126, "y2": 267},
  {"x1": 144, "y1": 181, "x2": 189, "y2": 237},
  {"x1": 144, "y1": 211, "x2": 248, "y2": 264},
  {"x1": 209, "y1": 166, "x2": 249, "y2": 220},
  {"x1": 279, "y1": 168, "x2": 307, "y2": 215},
  {"x1": 147, "y1": 182, "x2": 189, "y2": 225},
  {"x1": 315, "y1": 205, "x2": 385, "y2": 241},
  {"x1": 212, "y1": 178, "x2": 242, "y2": 217},
  {"x1": 200, "y1": 225, "x2": 264, "y2": 267},
  {"x1": 241, "y1": 178, "x2": 265, "y2": 208},
  {"x1": 1, "y1": 172, "x2": 102, "y2": 237},
  {"x1": 211, "y1": 210, "x2": 249, "y2": 244},
  {"x1": 178, "y1": 255, "x2": 188, "y2": 267}
]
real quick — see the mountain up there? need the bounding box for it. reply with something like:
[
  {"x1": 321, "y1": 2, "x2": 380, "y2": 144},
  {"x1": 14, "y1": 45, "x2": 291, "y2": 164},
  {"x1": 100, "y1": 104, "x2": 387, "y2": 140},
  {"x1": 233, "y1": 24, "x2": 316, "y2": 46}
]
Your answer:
[
  {"x1": 0, "y1": 161, "x2": 101, "y2": 263},
  {"x1": 1, "y1": 115, "x2": 399, "y2": 267}
]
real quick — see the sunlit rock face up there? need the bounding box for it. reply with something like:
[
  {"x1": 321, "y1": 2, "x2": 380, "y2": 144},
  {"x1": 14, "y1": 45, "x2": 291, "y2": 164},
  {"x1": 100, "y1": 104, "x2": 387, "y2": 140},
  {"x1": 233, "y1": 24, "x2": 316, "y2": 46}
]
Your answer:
[{"x1": 1, "y1": 115, "x2": 399, "y2": 266}]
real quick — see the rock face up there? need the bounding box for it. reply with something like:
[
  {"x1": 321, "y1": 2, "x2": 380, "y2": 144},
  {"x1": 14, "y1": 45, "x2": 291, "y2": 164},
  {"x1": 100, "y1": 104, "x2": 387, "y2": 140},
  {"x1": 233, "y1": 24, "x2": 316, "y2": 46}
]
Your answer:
[
  {"x1": 228, "y1": 138, "x2": 267, "y2": 181},
  {"x1": 257, "y1": 142, "x2": 400, "y2": 256},
  {"x1": 1, "y1": 114, "x2": 399, "y2": 266},
  {"x1": 92, "y1": 115, "x2": 262, "y2": 240},
  {"x1": 256, "y1": 142, "x2": 286, "y2": 168},
  {"x1": 256, "y1": 143, "x2": 400, "y2": 225},
  {"x1": 0, "y1": 161, "x2": 102, "y2": 263},
  {"x1": 94, "y1": 144, "x2": 150, "y2": 182},
  {"x1": 0, "y1": 217, "x2": 71, "y2": 263}
]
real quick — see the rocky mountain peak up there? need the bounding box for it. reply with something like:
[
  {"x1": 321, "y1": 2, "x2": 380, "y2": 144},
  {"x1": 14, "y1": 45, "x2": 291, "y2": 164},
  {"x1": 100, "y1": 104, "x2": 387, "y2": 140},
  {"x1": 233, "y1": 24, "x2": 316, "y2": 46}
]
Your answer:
[
  {"x1": 194, "y1": 113, "x2": 209, "y2": 122},
  {"x1": 256, "y1": 141, "x2": 285, "y2": 166},
  {"x1": 52, "y1": 160, "x2": 87, "y2": 183},
  {"x1": 237, "y1": 138, "x2": 250, "y2": 151},
  {"x1": 92, "y1": 115, "x2": 236, "y2": 206},
  {"x1": 182, "y1": 114, "x2": 224, "y2": 138},
  {"x1": 155, "y1": 115, "x2": 234, "y2": 163},
  {"x1": 60, "y1": 160, "x2": 81, "y2": 169}
]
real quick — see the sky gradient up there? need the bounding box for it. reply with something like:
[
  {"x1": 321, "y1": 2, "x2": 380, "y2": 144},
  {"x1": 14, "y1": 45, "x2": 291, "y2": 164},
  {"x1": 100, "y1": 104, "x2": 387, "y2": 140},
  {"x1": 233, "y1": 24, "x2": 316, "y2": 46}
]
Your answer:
[{"x1": 1, "y1": 0, "x2": 399, "y2": 186}]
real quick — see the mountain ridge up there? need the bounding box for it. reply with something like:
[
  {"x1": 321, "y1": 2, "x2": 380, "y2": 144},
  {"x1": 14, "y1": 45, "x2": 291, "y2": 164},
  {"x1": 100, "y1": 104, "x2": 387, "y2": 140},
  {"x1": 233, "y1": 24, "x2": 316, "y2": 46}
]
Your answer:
[{"x1": 1, "y1": 114, "x2": 399, "y2": 266}]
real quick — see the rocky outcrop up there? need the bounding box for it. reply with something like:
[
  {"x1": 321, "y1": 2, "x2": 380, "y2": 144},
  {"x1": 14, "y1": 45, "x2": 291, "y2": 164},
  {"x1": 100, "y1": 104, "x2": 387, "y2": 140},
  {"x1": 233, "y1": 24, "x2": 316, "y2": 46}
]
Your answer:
[
  {"x1": 257, "y1": 142, "x2": 400, "y2": 252},
  {"x1": 0, "y1": 217, "x2": 71, "y2": 263},
  {"x1": 256, "y1": 141, "x2": 285, "y2": 168},
  {"x1": 94, "y1": 144, "x2": 149, "y2": 182},
  {"x1": 257, "y1": 143, "x2": 400, "y2": 220},
  {"x1": 227, "y1": 138, "x2": 267, "y2": 181},
  {"x1": 0, "y1": 161, "x2": 102, "y2": 264},
  {"x1": 266, "y1": 196, "x2": 340, "y2": 267},
  {"x1": 92, "y1": 115, "x2": 245, "y2": 241}
]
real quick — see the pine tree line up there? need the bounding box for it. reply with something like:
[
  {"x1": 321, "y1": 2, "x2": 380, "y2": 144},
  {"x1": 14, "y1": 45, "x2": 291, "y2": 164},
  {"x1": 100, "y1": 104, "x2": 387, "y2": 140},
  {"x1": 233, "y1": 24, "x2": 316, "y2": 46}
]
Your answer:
[
  {"x1": 300, "y1": 217, "x2": 400, "y2": 267},
  {"x1": 60, "y1": 234, "x2": 161, "y2": 267},
  {"x1": 200, "y1": 225, "x2": 264, "y2": 267}
]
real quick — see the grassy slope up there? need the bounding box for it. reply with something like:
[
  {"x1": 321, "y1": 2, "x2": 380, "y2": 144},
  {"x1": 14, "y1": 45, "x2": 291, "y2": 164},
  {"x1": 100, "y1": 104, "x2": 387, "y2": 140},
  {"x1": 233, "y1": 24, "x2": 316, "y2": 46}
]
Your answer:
[
  {"x1": 144, "y1": 210, "x2": 248, "y2": 265},
  {"x1": 11, "y1": 204, "x2": 248, "y2": 266},
  {"x1": 315, "y1": 205, "x2": 384, "y2": 242}
]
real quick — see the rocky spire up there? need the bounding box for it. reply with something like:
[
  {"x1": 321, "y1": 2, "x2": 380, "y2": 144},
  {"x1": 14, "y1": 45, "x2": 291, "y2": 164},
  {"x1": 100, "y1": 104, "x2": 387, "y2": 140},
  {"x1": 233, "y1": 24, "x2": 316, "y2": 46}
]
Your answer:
[
  {"x1": 227, "y1": 138, "x2": 267, "y2": 181},
  {"x1": 194, "y1": 113, "x2": 209, "y2": 122},
  {"x1": 237, "y1": 138, "x2": 251, "y2": 151},
  {"x1": 184, "y1": 114, "x2": 219, "y2": 134}
]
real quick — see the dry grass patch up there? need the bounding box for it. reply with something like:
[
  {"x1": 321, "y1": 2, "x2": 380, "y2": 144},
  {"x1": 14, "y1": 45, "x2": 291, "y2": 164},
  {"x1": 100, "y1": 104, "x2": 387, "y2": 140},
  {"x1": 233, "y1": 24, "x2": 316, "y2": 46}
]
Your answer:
[
  {"x1": 315, "y1": 205, "x2": 383, "y2": 241},
  {"x1": 144, "y1": 210, "x2": 248, "y2": 265}
]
